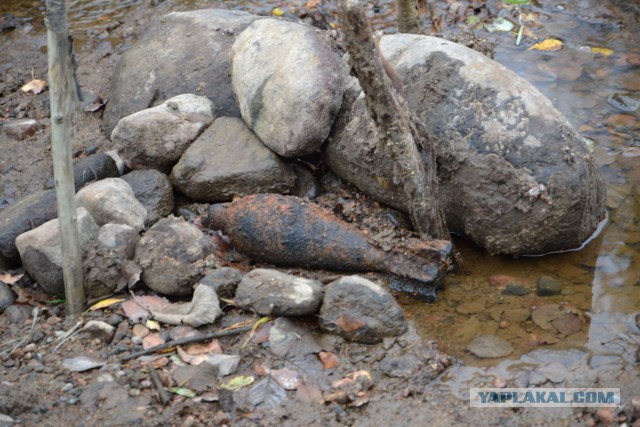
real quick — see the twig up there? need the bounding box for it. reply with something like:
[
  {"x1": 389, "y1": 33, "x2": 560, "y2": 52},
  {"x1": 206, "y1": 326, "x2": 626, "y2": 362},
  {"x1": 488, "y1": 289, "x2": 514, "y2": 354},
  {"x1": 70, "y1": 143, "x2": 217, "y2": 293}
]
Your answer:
[
  {"x1": 50, "y1": 320, "x2": 83, "y2": 353},
  {"x1": 146, "y1": 361, "x2": 170, "y2": 405},
  {"x1": 121, "y1": 324, "x2": 253, "y2": 361},
  {"x1": 3, "y1": 308, "x2": 39, "y2": 357}
]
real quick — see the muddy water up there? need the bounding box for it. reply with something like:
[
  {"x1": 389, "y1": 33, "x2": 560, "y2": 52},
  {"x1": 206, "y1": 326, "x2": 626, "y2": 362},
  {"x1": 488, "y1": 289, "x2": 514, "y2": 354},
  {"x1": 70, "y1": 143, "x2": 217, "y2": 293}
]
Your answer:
[{"x1": 3, "y1": 0, "x2": 639, "y2": 387}]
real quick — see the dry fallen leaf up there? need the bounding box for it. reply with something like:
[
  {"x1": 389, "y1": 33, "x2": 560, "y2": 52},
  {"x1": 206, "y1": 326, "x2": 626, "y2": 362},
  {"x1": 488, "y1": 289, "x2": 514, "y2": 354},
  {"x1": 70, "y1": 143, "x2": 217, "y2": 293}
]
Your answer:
[
  {"x1": 142, "y1": 332, "x2": 165, "y2": 349},
  {"x1": 0, "y1": 273, "x2": 24, "y2": 284},
  {"x1": 528, "y1": 38, "x2": 563, "y2": 52},
  {"x1": 185, "y1": 340, "x2": 222, "y2": 355},
  {"x1": 319, "y1": 351, "x2": 341, "y2": 369},
  {"x1": 88, "y1": 297, "x2": 124, "y2": 311},
  {"x1": 121, "y1": 295, "x2": 171, "y2": 323},
  {"x1": 21, "y1": 78, "x2": 48, "y2": 94},
  {"x1": 151, "y1": 284, "x2": 221, "y2": 327},
  {"x1": 590, "y1": 46, "x2": 613, "y2": 56}
]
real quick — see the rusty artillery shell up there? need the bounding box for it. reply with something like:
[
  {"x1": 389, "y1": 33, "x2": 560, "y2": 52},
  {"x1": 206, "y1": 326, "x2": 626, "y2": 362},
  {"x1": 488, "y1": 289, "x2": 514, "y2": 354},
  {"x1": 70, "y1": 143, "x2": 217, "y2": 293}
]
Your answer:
[{"x1": 207, "y1": 194, "x2": 451, "y2": 291}]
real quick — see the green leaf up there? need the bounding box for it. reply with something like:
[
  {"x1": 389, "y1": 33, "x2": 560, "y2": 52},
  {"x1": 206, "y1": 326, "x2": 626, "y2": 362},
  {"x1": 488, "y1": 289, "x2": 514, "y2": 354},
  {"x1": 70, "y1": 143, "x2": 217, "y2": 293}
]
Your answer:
[
  {"x1": 504, "y1": 0, "x2": 530, "y2": 5},
  {"x1": 167, "y1": 387, "x2": 197, "y2": 398},
  {"x1": 484, "y1": 17, "x2": 515, "y2": 32},
  {"x1": 466, "y1": 15, "x2": 481, "y2": 26},
  {"x1": 220, "y1": 375, "x2": 255, "y2": 391}
]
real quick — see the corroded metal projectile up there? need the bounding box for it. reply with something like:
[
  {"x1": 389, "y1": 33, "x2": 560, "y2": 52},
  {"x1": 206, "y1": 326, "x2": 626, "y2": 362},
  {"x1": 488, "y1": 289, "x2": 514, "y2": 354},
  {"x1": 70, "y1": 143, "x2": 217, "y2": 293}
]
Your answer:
[{"x1": 207, "y1": 194, "x2": 452, "y2": 295}]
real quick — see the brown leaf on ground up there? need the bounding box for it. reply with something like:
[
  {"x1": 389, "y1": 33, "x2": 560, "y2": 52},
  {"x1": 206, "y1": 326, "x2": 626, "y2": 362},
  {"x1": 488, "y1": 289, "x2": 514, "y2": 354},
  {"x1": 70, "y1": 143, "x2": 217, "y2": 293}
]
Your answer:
[
  {"x1": 142, "y1": 333, "x2": 165, "y2": 349},
  {"x1": 21, "y1": 78, "x2": 47, "y2": 94},
  {"x1": 185, "y1": 340, "x2": 222, "y2": 355},
  {"x1": 122, "y1": 295, "x2": 171, "y2": 323},
  {"x1": 0, "y1": 273, "x2": 24, "y2": 284},
  {"x1": 151, "y1": 284, "x2": 221, "y2": 327},
  {"x1": 319, "y1": 351, "x2": 341, "y2": 369}
]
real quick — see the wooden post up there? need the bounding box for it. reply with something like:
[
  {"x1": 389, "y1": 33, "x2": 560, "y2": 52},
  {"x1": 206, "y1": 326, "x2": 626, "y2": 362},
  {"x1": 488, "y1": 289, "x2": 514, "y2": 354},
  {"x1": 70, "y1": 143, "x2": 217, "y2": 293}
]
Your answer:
[
  {"x1": 46, "y1": 0, "x2": 85, "y2": 316},
  {"x1": 396, "y1": 0, "x2": 421, "y2": 34},
  {"x1": 337, "y1": 0, "x2": 449, "y2": 241}
]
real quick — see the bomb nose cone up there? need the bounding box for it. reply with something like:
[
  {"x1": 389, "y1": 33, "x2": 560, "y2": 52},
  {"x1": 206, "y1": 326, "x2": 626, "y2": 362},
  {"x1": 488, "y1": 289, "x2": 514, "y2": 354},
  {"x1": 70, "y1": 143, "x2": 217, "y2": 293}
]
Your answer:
[{"x1": 207, "y1": 203, "x2": 230, "y2": 230}]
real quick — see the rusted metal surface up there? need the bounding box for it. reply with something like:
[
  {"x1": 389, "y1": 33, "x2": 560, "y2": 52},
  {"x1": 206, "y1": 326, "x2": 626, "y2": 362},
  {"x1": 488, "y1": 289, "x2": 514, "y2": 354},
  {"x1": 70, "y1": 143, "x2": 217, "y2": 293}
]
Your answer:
[{"x1": 207, "y1": 194, "x2": 452, "y2": 290}]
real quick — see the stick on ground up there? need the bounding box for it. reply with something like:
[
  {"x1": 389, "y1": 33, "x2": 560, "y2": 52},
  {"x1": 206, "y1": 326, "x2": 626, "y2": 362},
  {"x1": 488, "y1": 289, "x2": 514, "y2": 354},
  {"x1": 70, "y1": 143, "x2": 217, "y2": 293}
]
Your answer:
[{"x1": 121, "y1": 324, "x2": 253, "y2": 361}]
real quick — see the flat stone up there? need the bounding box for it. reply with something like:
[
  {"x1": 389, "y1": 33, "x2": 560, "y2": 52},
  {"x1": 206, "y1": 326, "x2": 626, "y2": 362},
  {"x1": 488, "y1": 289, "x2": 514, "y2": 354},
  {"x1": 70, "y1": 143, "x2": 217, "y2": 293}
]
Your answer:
[
  {"x1": 466, "y1": 335, "x2": 514, "y2": 358},
  {"x1": 235, "y1": 268, "x2": 323, "y2": 316},
  {"x1": 170, "y1": 117, "x2": 295, "y2": 202}
]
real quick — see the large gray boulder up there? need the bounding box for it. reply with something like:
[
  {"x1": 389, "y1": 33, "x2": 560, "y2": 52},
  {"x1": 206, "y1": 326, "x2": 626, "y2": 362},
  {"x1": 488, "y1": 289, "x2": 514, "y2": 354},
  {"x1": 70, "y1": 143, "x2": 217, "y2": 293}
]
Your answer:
[
  {"x1": 15, "y1": 208, "x2": 99, "y2": 296},
  {"x1": 170, "y1": 117, "x2": 295, "y2": 202},
  {"x1": 111, "y1": 94, "x2": 216, "y2": 173},
  {"x1": 103, "y1": 9, "x2": 264, "y2": 136},
  {"x1": 231, "y1": 19, "x2": 343, "y2": 157},
  {"x1": 325, "y1": 34, "x2": 606, "y2": 256}
]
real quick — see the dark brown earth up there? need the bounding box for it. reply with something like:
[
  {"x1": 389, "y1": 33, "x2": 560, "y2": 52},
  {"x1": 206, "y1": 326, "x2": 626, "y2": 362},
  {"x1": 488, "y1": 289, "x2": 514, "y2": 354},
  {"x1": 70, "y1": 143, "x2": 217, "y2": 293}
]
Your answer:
[{"x1": 0, "y1": 1, "x2": 635, "y2": 426}]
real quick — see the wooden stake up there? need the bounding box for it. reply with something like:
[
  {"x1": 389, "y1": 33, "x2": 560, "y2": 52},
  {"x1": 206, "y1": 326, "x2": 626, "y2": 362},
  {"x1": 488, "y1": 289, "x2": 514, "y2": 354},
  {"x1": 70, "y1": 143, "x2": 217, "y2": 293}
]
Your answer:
[
  {"x1": 396, "y1": 0, "x2": 421, "y2": 34},
  {"x1": 46, "y1": 0, "x2": 85, "y2": 316},
  {"x1": 337, "y1": 0, "x2": 449, "y2": 240}
]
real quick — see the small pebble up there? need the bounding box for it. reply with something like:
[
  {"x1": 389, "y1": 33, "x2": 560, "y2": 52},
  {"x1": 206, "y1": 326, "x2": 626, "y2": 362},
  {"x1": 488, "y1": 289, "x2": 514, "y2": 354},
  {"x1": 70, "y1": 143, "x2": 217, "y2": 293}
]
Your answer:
[
  {"x1": 106, "y1": 313, "x2": 124, "y2": 326},
  {"x1": 536, "y1": 276, "x2": 562, "y2": 296}
]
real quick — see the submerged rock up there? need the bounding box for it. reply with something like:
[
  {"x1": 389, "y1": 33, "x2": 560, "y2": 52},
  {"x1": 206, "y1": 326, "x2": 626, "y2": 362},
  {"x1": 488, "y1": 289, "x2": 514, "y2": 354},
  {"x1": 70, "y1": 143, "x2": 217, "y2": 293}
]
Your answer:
[
  {"x1": 325, "y1": 34, "x2": 605, "y2": 256},
  {"x1": 466, "y1": 335, "x2": 514, "y2": 358},
  {"x1": 111, "y1": 94, "x2": 216, "y2": 173},
  {"x1": 207, "y1": 194, "x2": 451, "y2": 293},
  {"x1": 235, "y1": 268, "x2": 323, "y2": 316},
  {"x1": 231, "y1": 18, "x2": 343, "y2": 157},
  {"x1": 170, "y1": 117, "x2": 295, "y2": 202},
  {"x1": 103, "y1": 9, "x2": 264, "y2": 136},
  {"x1": 319, "y1": 275, "x2": 407, "y2": 344},
  {"x1": 134, "y1": 216, "x2": 217, "y2": 296}
]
